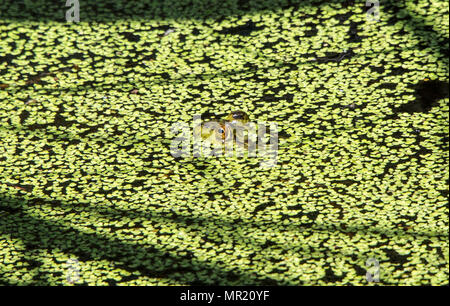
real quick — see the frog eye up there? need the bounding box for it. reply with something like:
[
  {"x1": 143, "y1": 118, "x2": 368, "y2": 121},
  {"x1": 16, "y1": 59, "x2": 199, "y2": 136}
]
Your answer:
[{"x1": 218, "y1": 128, "x2": 225, "y2": 134}]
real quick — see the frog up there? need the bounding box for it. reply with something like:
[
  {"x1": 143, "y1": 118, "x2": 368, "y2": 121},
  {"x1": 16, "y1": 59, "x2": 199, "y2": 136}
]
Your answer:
[
  {"x1": 193, "y1": 110, "x2": 291, "y2": 154},
  {"x1": 193, "y1": 111, "x2": 250, "y2": 147}
]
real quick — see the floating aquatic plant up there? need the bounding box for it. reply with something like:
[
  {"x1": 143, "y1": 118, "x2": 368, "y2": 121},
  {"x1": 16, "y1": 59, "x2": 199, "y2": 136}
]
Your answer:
[{"x1": 0, "y1": 0, "x2": 448, "y2": 286}]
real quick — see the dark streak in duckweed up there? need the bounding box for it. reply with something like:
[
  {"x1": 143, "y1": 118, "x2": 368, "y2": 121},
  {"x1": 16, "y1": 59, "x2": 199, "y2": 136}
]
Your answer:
[{"x1": 399, "y1": 80, "x2": 449, "y2": 113}]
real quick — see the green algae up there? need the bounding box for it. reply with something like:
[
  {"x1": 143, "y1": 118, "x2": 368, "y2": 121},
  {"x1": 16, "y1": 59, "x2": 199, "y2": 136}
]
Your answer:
[{"x1": 0, "y1": 0, "x2": 448, "y2": 285}]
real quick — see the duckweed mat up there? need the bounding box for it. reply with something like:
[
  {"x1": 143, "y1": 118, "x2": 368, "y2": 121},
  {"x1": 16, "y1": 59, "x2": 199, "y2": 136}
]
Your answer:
[{"x1": 0, "y1": 0, "x2": 448, "y2": 285}]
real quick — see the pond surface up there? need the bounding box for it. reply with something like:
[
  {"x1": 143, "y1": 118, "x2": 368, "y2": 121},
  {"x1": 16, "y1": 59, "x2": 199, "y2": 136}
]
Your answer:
[{"x1": 0, "y1": 0, "x2": 448, "y2": 285}]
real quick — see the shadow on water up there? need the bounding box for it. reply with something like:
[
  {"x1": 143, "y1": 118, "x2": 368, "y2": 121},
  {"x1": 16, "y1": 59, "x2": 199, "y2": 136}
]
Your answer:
[
  {"x1": 0, "y1": 0, "x2": 448, "y2": 62},
  {"x1": 0, "y1": 191, "x2": 447, "y2": 285},
  {"x1": 396, "y1": 80, "x2": 449, "y2": 114},
  {"x1": 0, "y1": 0, "x2": 447, "y2": 92},
  {"x1": 2, "y1": 0, "x2": 346, "y2": 22},
  {"x1": 0, "y1": 194, "x2": 277, "y2": 285}
]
